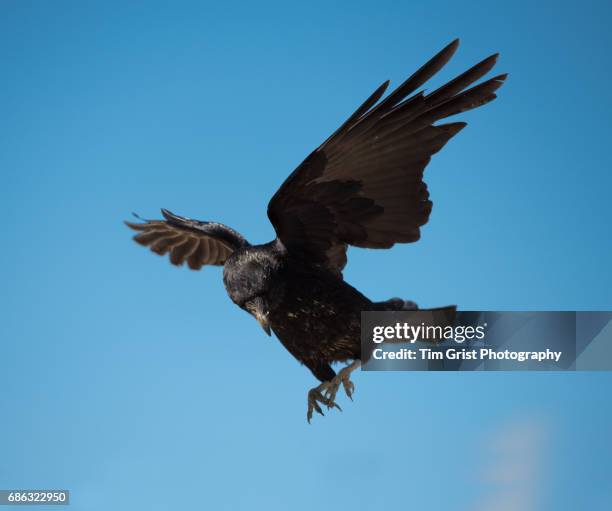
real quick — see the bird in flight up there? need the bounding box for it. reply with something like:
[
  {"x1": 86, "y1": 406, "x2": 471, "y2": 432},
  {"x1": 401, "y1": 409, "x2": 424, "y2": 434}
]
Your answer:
[{"x1": 126, "y1": 39, "x2": 506, "y2": 422}]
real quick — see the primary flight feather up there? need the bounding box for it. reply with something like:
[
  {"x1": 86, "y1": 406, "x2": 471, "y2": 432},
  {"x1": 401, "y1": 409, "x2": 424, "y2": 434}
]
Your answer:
[{"x1": 126, "y1": 39, "x2": 506, "y2": 421}]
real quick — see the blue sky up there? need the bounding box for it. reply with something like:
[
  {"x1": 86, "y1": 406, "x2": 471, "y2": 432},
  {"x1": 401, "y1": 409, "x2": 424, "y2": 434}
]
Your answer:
[{"x1": 1, "y1": 1, "x2": 611, "y2": 509}]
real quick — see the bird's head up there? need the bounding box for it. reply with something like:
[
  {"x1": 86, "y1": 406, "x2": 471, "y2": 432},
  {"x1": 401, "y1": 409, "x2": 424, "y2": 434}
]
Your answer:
[
  {"x1": 243, "y1": 295, "x2": 271, "y2": 336},
  {"x1": 223, "y1": 247, "x2": 285, "y2": 337}
]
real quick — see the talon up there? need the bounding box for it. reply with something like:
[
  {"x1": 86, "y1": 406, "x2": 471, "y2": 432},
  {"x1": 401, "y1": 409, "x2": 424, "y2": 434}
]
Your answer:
[
  {"x1": 307, "y1": 385, "x2": 340, "y2": 422},
  {"x1": 305, "y1": 361, "x2": 360, "y2": 422},
  {"x1": 307, "y1": 396, "x2": 324, "y2": 423},
  {"x1": 342, "y1": 379, "x2": 355, "y2": 400},
  {"x1": 324, "y1": 382, "x2": 339, "y2": 405},
  {"x1": 337, "y1": 360, "x2": 360, "y2": 400}
]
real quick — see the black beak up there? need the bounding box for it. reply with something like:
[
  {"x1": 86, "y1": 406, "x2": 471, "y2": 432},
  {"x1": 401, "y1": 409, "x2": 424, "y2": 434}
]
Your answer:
[{"x1": 251, "y1": 296, "x2": 271, "y2": 336}]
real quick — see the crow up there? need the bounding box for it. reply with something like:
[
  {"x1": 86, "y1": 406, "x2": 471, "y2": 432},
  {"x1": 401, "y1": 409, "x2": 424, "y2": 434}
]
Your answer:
[{"x1": 126, "y1": 39, "x2": 506, "y2": 422}]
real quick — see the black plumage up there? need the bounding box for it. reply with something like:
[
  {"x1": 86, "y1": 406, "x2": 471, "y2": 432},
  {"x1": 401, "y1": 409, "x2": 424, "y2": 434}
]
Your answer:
[{"x1": 126, "y1": 39, "x2": 506, "y2": 421}]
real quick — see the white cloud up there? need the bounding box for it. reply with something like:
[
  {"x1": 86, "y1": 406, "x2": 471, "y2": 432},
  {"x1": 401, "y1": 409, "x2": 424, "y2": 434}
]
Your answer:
[{"x1": 470, "y1": 416, "x2": 549, "y2": 511}]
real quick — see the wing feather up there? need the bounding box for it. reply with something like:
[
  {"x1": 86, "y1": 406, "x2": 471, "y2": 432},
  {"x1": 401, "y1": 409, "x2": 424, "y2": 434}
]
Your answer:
[
  {"x1": 267, "y1": 40, "x2": 506, "y2": 270},
  {"x1": 126, "y1": 209, "x2": 249, "y2": 270}
]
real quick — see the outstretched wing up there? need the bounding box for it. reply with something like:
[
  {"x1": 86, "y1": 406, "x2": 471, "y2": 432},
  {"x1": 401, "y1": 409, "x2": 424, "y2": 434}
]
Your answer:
[
  {"x1": 125, "y1": 209, "x2": 249, "y2": 269},
  {"x1": 267, "y1": 39, "x2": 506, "y2": 274}
]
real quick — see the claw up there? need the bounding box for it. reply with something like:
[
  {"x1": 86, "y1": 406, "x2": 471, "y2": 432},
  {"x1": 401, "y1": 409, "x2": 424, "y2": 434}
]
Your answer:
[
  {"x1": 342, "y1": 378, "x2": 355, "y2": 400},
  {"x1": 305, "y1": 361, "x2": 361, "y2": 422},
  {"x1": 322, "y1": 383, "x2": 339, "y2": 406},
  {"x1": 307, "y1": 398, "x2": 324, "y2": 424},
  {"x1": 307, "y1": 385, "x2": 341, "y2": 423}
]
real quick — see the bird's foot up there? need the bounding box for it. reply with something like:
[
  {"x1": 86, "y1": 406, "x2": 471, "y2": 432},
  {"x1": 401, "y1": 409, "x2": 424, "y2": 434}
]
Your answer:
[
  {"x1": 324, "y1": 360, "x2": 361, "y2": 403},
  {"x1": 306, "y1": 360, "x2": 361, "y2": 423},
  {"x1": 307, "y1": 382, "x2": 341, "y2": 423}
]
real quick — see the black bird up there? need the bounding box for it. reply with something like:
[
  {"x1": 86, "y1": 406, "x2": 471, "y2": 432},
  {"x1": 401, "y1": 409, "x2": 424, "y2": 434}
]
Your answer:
[{"x1": 126, "y1": 39, "x2": 506, "y2": 421}]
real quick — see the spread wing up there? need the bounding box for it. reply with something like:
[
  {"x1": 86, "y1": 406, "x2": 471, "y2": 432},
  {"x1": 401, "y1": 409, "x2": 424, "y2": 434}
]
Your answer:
[
  {"x1": 125, "y1": 209, "x2": 249, "y2": 269},
  {"x1": 267, "y1": 39, "x2": 506, "y2": 274}
]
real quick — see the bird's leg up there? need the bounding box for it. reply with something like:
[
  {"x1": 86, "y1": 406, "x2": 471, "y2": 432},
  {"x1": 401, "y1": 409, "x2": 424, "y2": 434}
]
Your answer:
[
  {"x1": 323, "y1": 360, "x2": 361, "y2": 404},
  {"x1": 307, "y1": 382, "x2": 341, "y2": 423}
]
